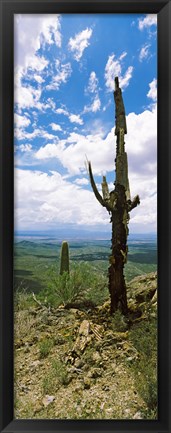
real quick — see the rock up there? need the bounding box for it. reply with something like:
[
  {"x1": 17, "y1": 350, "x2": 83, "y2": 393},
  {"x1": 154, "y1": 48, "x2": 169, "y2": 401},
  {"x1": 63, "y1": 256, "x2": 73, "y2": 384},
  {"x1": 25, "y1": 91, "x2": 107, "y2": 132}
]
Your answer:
[
  {"x1": 24, "y1": 343, "x2": 30, "y2": 353},
  {"x1": 33, "y1": 403, "x2": 43, "y2": 414},
  {"x1": 72, "y1": 320, "x2": 91, "y2": 354},
  {"x1": 42, "y1": 395, "x2": 55, "y2": 407},
  {"x1": 30, "y1": 360, "x2": 41, "y2": 369},
  {"x1": 79, "y1": 320, "x2": 90, "y2": 336},
  {"x1": 102, "y1": 385, "x2": 110, "y2": 391},
  {"x1": 74, "y1": 382, "x2": 83, "y2": 392},
  {"x1": 87, "y1": 368, "x2": 102, "y2": 379},
  {"x1": 133, "y1": 411, "x2": 143, "y2": 419},
  {"x1": 74, "y1": 358, "x2": 84, "y2": 368},
  {"x1": 83, "y1": 377, "x2": 91, "y2": 389},
  {"x1": 92, "y1": 351, "x2": 101, "y2": 363}
]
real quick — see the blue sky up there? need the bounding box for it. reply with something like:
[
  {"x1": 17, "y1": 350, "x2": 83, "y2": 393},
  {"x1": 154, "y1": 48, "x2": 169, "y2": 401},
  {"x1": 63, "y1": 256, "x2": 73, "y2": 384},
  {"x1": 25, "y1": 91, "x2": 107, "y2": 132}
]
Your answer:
[{"x1": 14, "y1": 13, "x2": 157, "y2": 235}]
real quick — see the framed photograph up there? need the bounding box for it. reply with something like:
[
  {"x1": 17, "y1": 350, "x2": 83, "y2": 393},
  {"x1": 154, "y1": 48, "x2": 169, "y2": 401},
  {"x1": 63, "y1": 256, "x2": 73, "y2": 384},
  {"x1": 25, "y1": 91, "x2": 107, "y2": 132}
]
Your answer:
[{"x1": 0, "y1": 0, "x2": 170, "y2": 432}]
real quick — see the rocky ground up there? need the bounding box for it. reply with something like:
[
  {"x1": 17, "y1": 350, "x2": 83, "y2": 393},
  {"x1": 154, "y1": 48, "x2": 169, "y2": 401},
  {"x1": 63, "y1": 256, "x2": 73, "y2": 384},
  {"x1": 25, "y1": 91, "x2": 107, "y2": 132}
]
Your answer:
[{"x1": 14, "y1": 272, "x2": 157, "y2": 420}]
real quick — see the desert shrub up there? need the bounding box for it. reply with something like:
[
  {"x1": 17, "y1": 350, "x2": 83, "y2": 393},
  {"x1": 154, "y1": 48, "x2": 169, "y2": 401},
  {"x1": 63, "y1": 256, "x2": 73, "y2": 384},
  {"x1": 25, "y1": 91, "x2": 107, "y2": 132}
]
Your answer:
[
  {"x1": 110, "y1": 310, "x2": 128, "y2": 332},
  {"x1": 40, "y1": 262, "x2": 108, "y2": 308},
  {"x1": 42, "y1": 359, "x2": 70, "y2": 394},
  {"x1": 51, "y1": 359, "x2": 70, "y2": 386},
  {"x1": 39, "y1": 337, "x2": 54, "y2": 359},
  {"x1": 14, "y1": 287, "x2": 34, "y2": 311}
]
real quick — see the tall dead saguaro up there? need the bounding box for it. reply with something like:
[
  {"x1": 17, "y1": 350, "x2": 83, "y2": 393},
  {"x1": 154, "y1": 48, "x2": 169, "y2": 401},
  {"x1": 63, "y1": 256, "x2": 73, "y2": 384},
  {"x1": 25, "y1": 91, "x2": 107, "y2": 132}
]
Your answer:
[{"x1": 87, "y1": 77, "x2": 140, "y2": 315}]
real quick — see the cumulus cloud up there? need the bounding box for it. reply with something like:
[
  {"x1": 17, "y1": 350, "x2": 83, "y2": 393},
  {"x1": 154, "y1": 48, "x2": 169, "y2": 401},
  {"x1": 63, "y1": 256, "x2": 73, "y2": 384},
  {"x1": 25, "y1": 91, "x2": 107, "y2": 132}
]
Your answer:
[
  {"x1": 147, "y1": 78, "x2": 157, "y2": 102},
  {"x1": 14, "y1": 169, "x2": 109, "y2": 230},
  {"x1": 68, "y1": 114, "x2": 83, "y2": 125},
  {"x1": 33, "y1": 105, "x2": 157, "y2": 231},
  {"x1": 14, "y1": 127, "x2": 57, "y2": 142},
  {"x1": 25, "y1": 55, "x2": 48, "y2": 72},
  {"x1": 14, "y1": 67, "x2": 43, "y2": 110},
  {"x1": 14, "y1": 15, "x2": 62, "y2": 110},
  {"x1": 68, "y1": 27, "x2": 93, "y2": 61},
  {"x1": 56, "y1": 107, "x2": 69, "y2": 116},
  {"x1": 138, "y1": 14, "x2": 157, "y2": 31},
  {"x1": 74, "y1": 177, "x2": 89, "y2": 186},
  {"x1": 14, "y1": 113, "x2": 31, "y2": 128},
  {"x1": 35, "y1": 106, "x2": 157, "y2": 177},
  {"x1": 50, "y1": 123, "x2": 62, "y2": 131},
  {"x1": 14, "y1": 15, "x2": 61, "y2": 69},
  {"x1": 104, "y1": 53, "x2": 133, "y2": 91},
  {"x1": 139, "y1": 44, "x2": 151, "y2": 62}
]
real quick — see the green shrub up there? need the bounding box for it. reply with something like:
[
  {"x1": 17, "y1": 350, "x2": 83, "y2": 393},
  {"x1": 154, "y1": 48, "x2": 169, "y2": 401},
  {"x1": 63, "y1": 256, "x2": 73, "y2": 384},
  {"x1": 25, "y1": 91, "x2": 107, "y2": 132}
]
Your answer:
[
  {"x1": 41, "y1": 262, "x2": 108, "y2": 308},
  {"x1": 14, "y1": 287, "x2": 33, "y2": 311},
  {"x1": 110, "y1": 310, "x2": 128, "y2": 332},
  {"x1": 42, "y1": 359, "x2": 70, "y2": 395},
  {"x1": 39, "y1": 338, "x2": 54, "y2": 359},
  {"x1": 51, "y1": 359, "x2": 70, "y2": 386}
]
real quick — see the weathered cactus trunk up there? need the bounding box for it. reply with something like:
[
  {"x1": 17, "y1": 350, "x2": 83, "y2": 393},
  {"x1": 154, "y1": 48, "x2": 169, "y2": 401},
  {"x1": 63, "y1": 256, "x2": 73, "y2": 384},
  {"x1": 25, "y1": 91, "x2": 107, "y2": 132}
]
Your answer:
[
  {"x1": 87, "y1": 77, "x2": 140, "y2": 316},
  {"x1": 60, "y1": 241, "x2": 69, "y2": 275},
  {"x1": 109, "y1": 184, "x2": 128, "y2": 314}
]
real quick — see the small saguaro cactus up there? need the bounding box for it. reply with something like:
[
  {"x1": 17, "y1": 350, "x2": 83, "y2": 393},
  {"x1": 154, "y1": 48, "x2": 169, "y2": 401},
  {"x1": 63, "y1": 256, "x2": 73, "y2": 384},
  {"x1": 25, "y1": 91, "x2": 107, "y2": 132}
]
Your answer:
[{"x1": 60, "y1": 241, "x2": 70, "y2": 275}]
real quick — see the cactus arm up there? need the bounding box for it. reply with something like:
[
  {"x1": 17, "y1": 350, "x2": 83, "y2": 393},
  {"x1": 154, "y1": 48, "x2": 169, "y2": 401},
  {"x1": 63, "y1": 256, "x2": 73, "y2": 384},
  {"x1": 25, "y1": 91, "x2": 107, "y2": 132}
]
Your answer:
[
  {"x1": 127, "y1": 195, "x2": 140, "y2": 212},
  {"x1": 88, "y1": 161, "x2": 114, "y2": 212},
  {"x1": 88, "y1": 161, "x2": 106, "y2": 207}
]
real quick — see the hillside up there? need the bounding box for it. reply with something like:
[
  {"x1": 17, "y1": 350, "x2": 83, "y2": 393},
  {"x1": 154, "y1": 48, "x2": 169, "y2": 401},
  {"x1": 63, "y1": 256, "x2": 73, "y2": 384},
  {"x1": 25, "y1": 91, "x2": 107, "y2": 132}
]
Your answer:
[{"x1": 14, "y1": 271, "x2": 157, "y2": 420}]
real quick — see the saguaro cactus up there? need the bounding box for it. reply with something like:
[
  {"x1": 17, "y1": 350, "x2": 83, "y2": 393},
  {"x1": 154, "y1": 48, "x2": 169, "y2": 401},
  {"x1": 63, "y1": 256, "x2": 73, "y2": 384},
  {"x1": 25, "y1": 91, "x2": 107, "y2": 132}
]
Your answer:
[
  {"x1": 60, "y1": 241, "x2": 70, "y2": 275},
  {"x1": 87, "y1": 77, "x2": 140, "y2": 315}
]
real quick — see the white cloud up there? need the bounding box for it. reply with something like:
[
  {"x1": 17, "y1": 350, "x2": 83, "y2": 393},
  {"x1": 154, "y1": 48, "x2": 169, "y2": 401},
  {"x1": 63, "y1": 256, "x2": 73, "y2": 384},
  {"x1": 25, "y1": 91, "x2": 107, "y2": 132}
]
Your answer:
[
  {"x1": 34, "y1": 75, "x2": 45, "y2": 84},
  {"x1": 14, "y1": 15, "x2": 62, "y2": 110},
  {"x1": 56, "y1": 106, "x2": 83, "y2": 125},
  {"x1": 87, "y1": 71, "x2": 98, "y2": 93},
  {"x1": 14, "y1": 127, "x2": 57, "y2": 141},
  {"x1": 119, "y1": 52, "x2": 127, "y2": 61},
  {"x1": 84, "y1": 71, "x2": 101, "y2": 113},
  {"x1": 19, "y1": 144, "x2": 32, "y2": 152},
  {"x1": 35, "y1": 106, "x2": 157, "y2": 179},
  {"x1": 84, "y1": 95, "x2": 101, "y2": 113},
  {"x1": 139, "y1": 44, "x2": 151, "y2": 62},
  {"x1": 14, "y1": 15, "x2": 61, "y2": 69},
  {"x1": 56, "y1": 108, "x2": 69, "y2": 116},
  {"x1": 46, "y1": 62, "x2": 72, "y2": 90},
  {"x1": 25, "y1": 55, "x2": 48, "y2": 72},
  {"x1": 138, "y1": 14, "x2": 157, "y2": 31},
  {"x1": 104, "y1": 53, "x2": 133, "y2": 91},
  {"x1": 119, "y1": 66, "x2": 134, "y2": 91},
  {"x1": 68, "y1": 114, "x2": 83, "y2": 125},
  {"x1": 14, "y1": 113, "x2": 30, "y2": 128},
  {"x1": 74, "y1": 177, "x2": 89, "y2": 186},
  {"x1": 147, "y1": 78, "x2": 157, "y2": 102},
  {"x1": 50, "y1": 123, "x2": 62, "y2": 131},
  {"x1": 14, "y1": 66, "x2": 43, "y2": 110},
  {"x1": 14, "y1": 169, "x2": 109, "y2": 230},
  {"x1": 34, "y1": 105, "x2": 157, "y2": 231},
  {"x1": 68, "y1": 27, "x2": 93, "y2": 61}
]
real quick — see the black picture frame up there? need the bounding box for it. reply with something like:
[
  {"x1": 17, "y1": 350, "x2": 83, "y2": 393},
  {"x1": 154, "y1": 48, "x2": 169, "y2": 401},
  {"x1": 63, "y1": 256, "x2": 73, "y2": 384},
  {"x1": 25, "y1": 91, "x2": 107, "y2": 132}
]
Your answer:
[{"x1": 0, "y1": 0, "x2": 170, "y2": 432}]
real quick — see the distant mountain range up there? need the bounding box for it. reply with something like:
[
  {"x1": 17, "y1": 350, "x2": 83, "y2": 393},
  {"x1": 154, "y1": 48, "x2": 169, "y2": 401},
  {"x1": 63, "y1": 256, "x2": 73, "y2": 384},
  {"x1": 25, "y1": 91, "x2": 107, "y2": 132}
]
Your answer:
[{"x1": 15, "y1": 229, "x2": 157, "y2": 242}]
